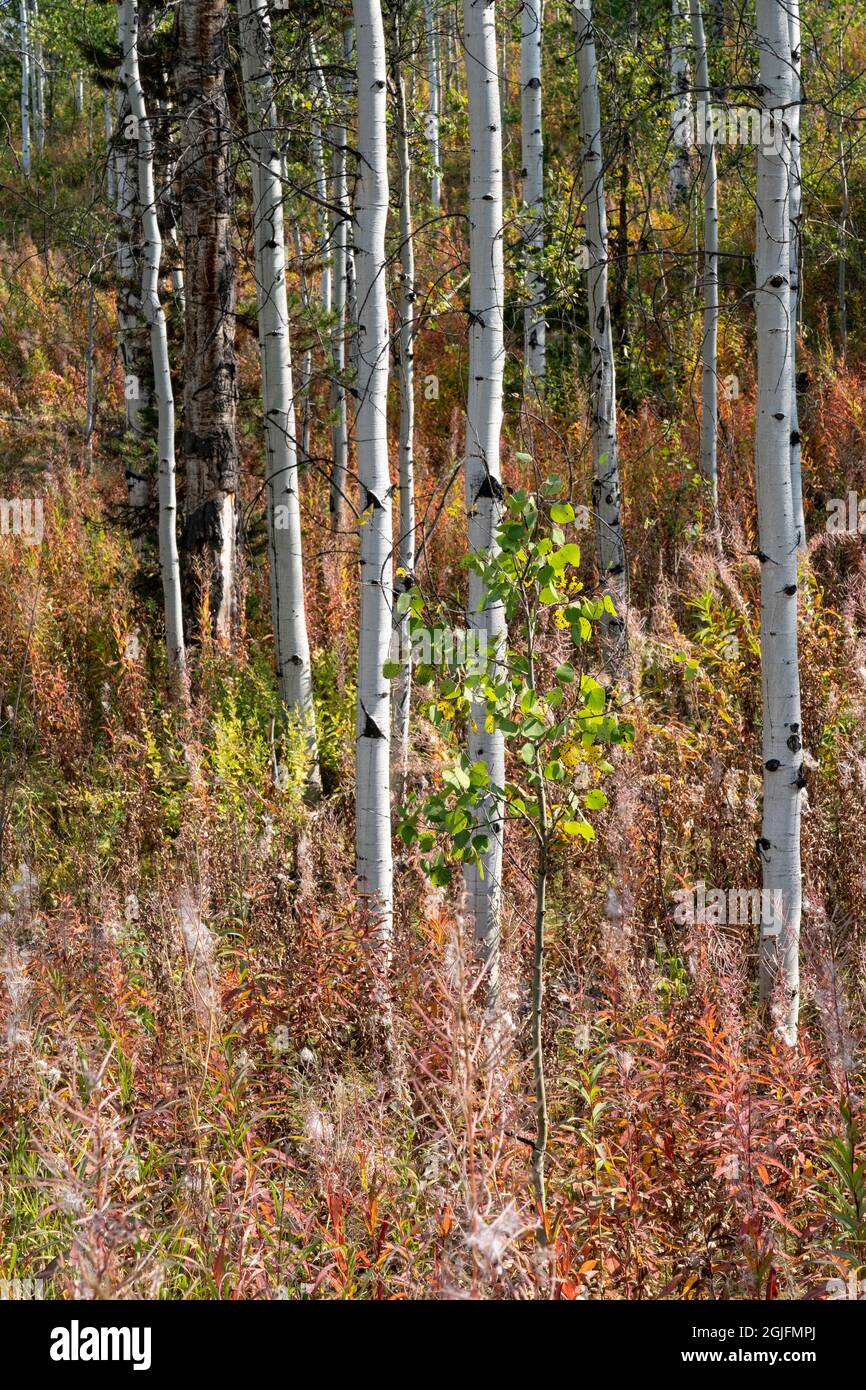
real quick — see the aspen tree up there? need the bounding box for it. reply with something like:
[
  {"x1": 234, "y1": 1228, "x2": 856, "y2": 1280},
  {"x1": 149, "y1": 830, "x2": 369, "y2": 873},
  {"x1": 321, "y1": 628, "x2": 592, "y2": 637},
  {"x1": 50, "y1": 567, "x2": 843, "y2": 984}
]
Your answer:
[
  {"x1": 239, "y1": 0, "x2": 320, "y2": 785},
  {"x1": 29, "y1": 0, "x2": 44, "y2": 154},
  {"x1": 122, "y1": 0, "x2": 186, "y2": 676},
  {"x1": 669, "y1": 0, "x2": 691, "y2": 206},
  {"x1": 19, "y1": 0, "x2": 31, "y2": 176},
  {"x1": 391, "y1": 4, "x2": 416, "y2": 793},
  {"x1": 788, "y1": 0, "x2": 805, "y2": 547},
  {"x1": 354, "y1": 0, "x2": 394, "y2": 981},
  {"x1": 520, "y1": 0, "x2": 545, "y2": 388},
  {"x1": 754, "y1": 0, "x2": 802, "y2": 1047},
  {"x1": 423, "y1": 0, "x2": 442, "y2": 208},
  {"x1": 329, "y1": 18, "x2": 353, "y2": 532},
  {"x1": 574, "y1": 0, "x2": 625, "y2": 658},
  {"x1": 309, "y1": 39, "x2": 333, "y2": 318},
  {"x1": 463, "y1": 0, "x2": 507, "y2": 1004}
]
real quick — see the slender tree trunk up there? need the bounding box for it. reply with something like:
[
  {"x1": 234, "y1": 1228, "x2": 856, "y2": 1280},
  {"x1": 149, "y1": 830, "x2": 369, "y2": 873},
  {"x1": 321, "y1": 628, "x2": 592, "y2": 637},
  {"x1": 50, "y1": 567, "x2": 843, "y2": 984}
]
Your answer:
[
  {"x1": 520, "y1": 0, "x2": 545, "y2": 391},
  {"x1": 575, "y1": 0, "x2": 626, "y2": 659},
  {"x1": 423, "y1": 0, "x2": 442, "y2": 208},
  {"x1": 19, "y1": 0, "x2": 31, "y2": 176},
  {"x1": 84, "y1": 271, "x2": 96, "y2": 462},
  {"x1": 177, "y1": 0, "x2": 240, "y2": 644},
  {"x1": 309, "y1": 39, "x2": 333, "y2": 319},
  {"x1": 123, "y1": 0, "x2": 186, "y2": 679},
  {"x1": 669, "y1": 0, "x2": 691, "y2": 206},
  {"x1": 463, "y1": 0, "x2": 507, "y2": 1008},
  {"x1": 157, "y1": 99, "x2": 186, "y2": 314},
  {"x1": 689, "y1": 1, "x2": 720, "y2": 546},
  {"x1": 788, "y1": 1, "x2": 804, "y2": 548},
  {"x1": 391, "y1": 7, "x2": 416, "y2": 795},
  {"x1": 353, "y1": 0, "x2": 394, "y2": 996},
  {"x1": 30, "y1": 0, "x2": 45, "y2": 154},
  {"x1": 115, "y1": 0, "x2": 153, "y2": 520},
  {"x1": 329, "y1": 20, "x2": 353, "y2": 531},
  {"x1": 239, "y1": 0, "x2": 320, "y2": 786},
  {"x1": 290, "y1": 219, "x2": 314, "y2": 470},
  {"x1": 755, "y1": 0, "x2": 802, "y2": 1048},
  {"x1": 74, "y1": 72, "x2": 85, "y2": 116}
]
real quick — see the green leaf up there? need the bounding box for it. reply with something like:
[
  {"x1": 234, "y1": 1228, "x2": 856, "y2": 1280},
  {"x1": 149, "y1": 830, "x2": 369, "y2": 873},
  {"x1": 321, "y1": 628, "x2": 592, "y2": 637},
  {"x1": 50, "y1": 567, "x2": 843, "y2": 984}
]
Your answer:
[
  {"x1": 550, "y1": 502, "x2": 575, "y2": 524},
  {"x1": 562, "y1": 819, "x2": 596, "y2": 840},
  {"x1": 584, "y1": 789, "x2": 607, "y2": 810},
  {"x1": 555, "y1": 662, "x2": 576, "y2": 683}
]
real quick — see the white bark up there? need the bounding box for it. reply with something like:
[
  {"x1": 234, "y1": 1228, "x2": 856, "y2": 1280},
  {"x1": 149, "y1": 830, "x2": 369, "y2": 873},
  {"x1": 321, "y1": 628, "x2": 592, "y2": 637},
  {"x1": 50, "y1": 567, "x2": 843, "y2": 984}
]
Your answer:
[
  {"x1": 788, "y1": 0, "x2": 805, "y2": 548},
  {"x1": 669, "y1": 0, "x2": 691, "y2": 205},
  {"x1": 755, "y1": 0, "x2": 801, "y2": 1047},
  {"x1": 423, "y1": 0, "x2": 442, "y2": 208},
  {"x1": 329, "y1": 20, "x2": 353, "y2": 530},
  {"x1": 19, "y1": 0, "x2": 31, "y2": 176},
  {"x1": 391, "y1": 17, "x2": 416, "y2": 790},
  {"x1": 290, "y1": 219, "x2": 314, "y2": 468},
  {"x1": 463, "y1": 0, "x2": 507, "y2": 1003},
  {"x1": 575, "y1": 0, "x2": 625, "y2": 655},
  {"x1": 123, "y1": 0, "x2": 186, "y2": 676},
  {"x1": 29, "y1": 0, "x2": 44, "y2": 154},
  {"x1": 353, "y1": 0, "x2": 394, "y2": 970},
  {"x1": 309, "y1": 40, "x2": 332, "y2": 318},
  {"x1": 689, "y1": 1, "x2": 719, "y2": 534},
  {"x1": 520, "y1": 0, "x2": 545, "y2": 387},
  {"x1": 239, "y1": 0, "x2": 319, "y2": 785},
  {"x1": 75, "y1": 72, "x2": 85, "y2": 116}
]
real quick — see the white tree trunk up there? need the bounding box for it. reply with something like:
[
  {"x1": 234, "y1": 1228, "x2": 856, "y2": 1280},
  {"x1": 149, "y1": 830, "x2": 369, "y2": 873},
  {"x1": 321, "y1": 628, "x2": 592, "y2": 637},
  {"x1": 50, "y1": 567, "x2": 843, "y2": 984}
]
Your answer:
[
  {"x1": 239, "y1": 0, "x2": 320, "y2": 786},
  {"x1": 423, "y1": 0, "x2": 442, "y2": 208},
  {"x1": 689, "y1": 0, "x2": 719, "y2": 537},
  {"x1": 788, "y1": 0, "x2": 805, "y2": 549},
  {"x1": 75, "y1": 72, "x2": 85, "y2": 116},
  {"x1": 290, "y1": 218, "x2": 314, "y2": 469},
  {"x1": 520, "y1": 0, "x2": 545, "y2": 388},
  {"x1": 123, "y1": 0, "x2": 186, "y2": 677},
  {"x1": 463, "y1": 0, "x2": 507, "y2": 1005},
  {"x1": 669, "y1": 0, "x2": 691, "y2": 205},
  {"x1": 29, "y1": 0, "x2": 45, "y2": 154},
  {"x1": 309, "y1": 40, "x2": 332, "y2": 318},
  {"x1": 755, "y1": 0, "x2": 801, "y2": 1047},
  {"x1": 19, "y1": 0, "x2": 31, "y2": 176},
  {"x1": 329, "y1": 20, "x2": 353, "y2": 531},
  {"x1": 575, "y1": 0, "x2": 625, "y2": 656},
  {"x1": 354, "y1": 0, "x2": 394, "y2": 978},
  {"x1": 391, "y1": 13, "x2": 416, "y2": 792}
]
